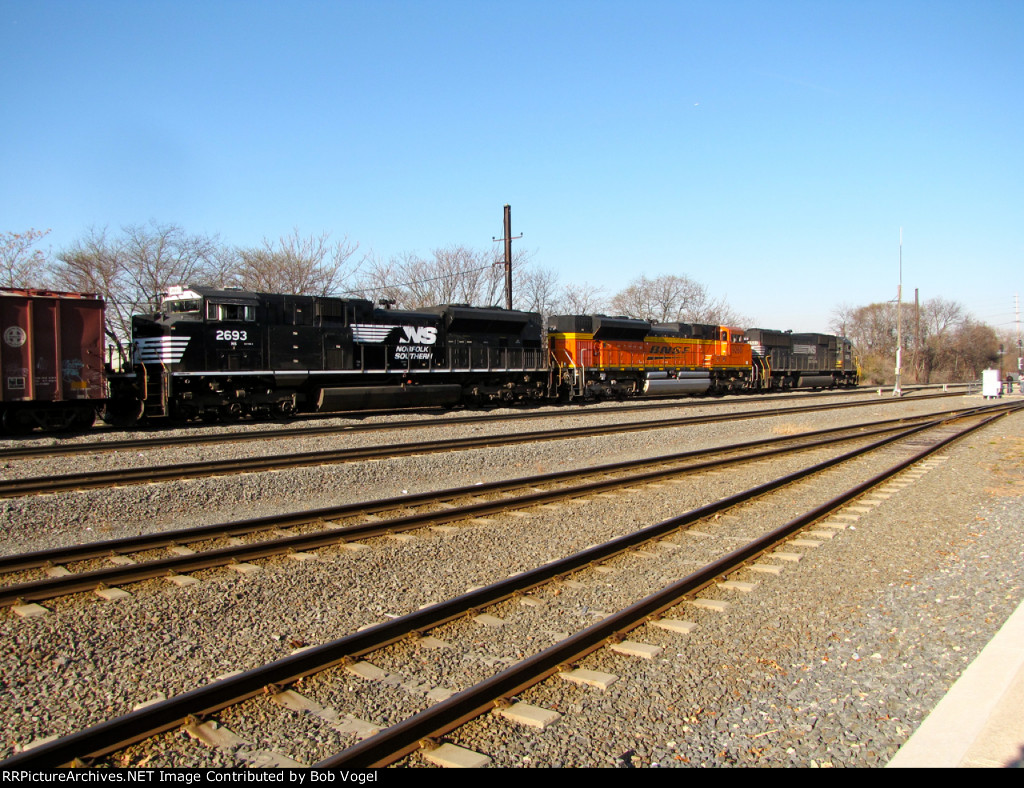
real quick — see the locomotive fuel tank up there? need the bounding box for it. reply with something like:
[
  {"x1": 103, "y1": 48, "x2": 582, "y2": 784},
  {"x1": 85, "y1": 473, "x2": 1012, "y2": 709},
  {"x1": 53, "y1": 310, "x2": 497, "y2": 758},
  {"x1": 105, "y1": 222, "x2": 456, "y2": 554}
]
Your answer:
[{"x1": 643, "y1": 371, "x2": 712, "y2": 395}]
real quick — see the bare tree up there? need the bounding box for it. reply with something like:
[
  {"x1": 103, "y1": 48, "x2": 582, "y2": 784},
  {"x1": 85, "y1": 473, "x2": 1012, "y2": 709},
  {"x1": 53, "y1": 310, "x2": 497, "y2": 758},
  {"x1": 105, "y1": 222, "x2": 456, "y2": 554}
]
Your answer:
[
  {"x1": 352, "y1": 245, "x2": 533, "y2": 310},
  {"x1": 50, "y1": 222, "x2": 221, "y2": 347},
  {"x1": 947, "y1": 320, "x2": 998, "y2": 379},
  {"x1": 384, "y1": 252, "x2": 448, "y2": 308},
  {"x1": 517, "y1": 265, "x2": 560, "y2": 317},
  {"x1": 834, "y1": 296, "x2": 990, "y2": 384},
  {"x1": 411, "y1": 246, "x2": 485, "y2": 306},
  {"x1": 1, "y1": 229, "x2": 51, "y2": 288},
  {"x1": 680, "y1": 289, "x2": 747, "y2": 326},
  {"x1": 610, "y1": 276, "x2": 653, "y2": 319},
  {"x1": 609, "y1": 273, "x2": 744, "y2": 325},
  {"x1": 347, "y1": 252, "x2": 406, "y2": 307},
  {"x1": 828, "y1": 302, "x2": 858, "y2": 337},
  {"x1": 556, "y1": 281, "x2": 607, "y2": 315},
  {"x1": 916, "y1": 297, "x2": 965, "y2": 382},
  {"x1": 195, "y1": 244, "x2": 245, "y2": 291},
  {"x1": 232, "y1": 229, "x2": 361, "y2": 296},
  {"x1": 121, "y1": 222, "x2": 220, "y2": 307},
  {"x1": 51, "y1": 227, "x2": 134, "y2": 345},
  {"x1": 923, "y1": 297, "x2": 965, "y2": 337},
  {"x1": 836, "y1": 302, "x2": 895, "y2": 355}
]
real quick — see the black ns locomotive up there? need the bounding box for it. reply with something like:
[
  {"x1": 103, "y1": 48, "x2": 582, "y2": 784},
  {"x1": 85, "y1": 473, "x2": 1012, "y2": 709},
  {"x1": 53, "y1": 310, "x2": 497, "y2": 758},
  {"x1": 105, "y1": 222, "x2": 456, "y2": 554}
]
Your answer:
[{"x1": 110, "y1": 286, "x2": 549, "y2": 423}]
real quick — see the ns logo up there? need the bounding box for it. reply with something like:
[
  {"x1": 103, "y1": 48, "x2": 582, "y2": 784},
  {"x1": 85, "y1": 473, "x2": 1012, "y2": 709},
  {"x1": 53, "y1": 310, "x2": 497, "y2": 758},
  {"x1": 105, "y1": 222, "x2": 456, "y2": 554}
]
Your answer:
[{"x1": 399, "y1": 326, "x2": 437, "y2": 345}]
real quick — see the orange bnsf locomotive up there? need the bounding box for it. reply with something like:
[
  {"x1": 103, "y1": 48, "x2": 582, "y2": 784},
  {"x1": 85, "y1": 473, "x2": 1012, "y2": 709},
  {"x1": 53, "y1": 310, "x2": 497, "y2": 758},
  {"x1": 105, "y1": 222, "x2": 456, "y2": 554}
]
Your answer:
[
  {"x1": 547, "y1": 315, "x2": 857, "y2": 401},
  {"x1": 549, "y1": 316, "x2": 751, "y2": 399},
  {"x1": 1, "y1": 285, "x2": 857, "y2": 431}
]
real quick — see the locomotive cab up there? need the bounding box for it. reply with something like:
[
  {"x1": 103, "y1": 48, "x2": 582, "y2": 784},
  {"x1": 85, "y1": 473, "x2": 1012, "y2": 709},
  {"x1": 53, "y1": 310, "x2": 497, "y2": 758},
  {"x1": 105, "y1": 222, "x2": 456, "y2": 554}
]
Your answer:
[
  {"x1": 126, "y1": 286, "x2": 269, "y2": 421},
  {"x1": 650, "y1": 323, "x2": 752, "y2": 394}
]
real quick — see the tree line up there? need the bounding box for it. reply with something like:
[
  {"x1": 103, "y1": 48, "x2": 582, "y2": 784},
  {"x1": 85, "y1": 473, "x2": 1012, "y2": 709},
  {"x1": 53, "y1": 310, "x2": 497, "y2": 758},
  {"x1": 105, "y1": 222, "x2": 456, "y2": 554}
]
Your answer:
[
  {"x1": 2, "y1": 223, "x2": 744, "y2": 345},
  {"x1": 3, "y1": 224, "x2": 1012, "y2": 384},
  {"x1": 830, "y1": 298, "x2": 1009, "y2": 385}
]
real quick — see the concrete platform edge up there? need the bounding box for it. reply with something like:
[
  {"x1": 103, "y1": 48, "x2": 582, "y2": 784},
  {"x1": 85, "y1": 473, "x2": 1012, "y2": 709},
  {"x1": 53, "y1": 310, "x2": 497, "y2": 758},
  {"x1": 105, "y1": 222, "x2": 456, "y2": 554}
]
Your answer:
[{"x1": 887, "y1": 596, "x2": 1024, "y2": 768}]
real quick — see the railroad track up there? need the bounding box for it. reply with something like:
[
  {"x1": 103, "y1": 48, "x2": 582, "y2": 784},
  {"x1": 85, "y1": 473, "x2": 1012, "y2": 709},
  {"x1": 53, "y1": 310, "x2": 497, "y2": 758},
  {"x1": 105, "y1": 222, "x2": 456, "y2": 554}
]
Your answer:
[
  {"x1": 0, "y1": 386, "x2": 962, "y2": 461},
  {"x1": 0, "y1": 393, "x2": 972, "y2": 499},
  {"x1": 3, "y1": 400, "x2": 1016, "y2": 768},
  {"x1": 0, "y1": 410, "x2": 962, "y2": 605}
]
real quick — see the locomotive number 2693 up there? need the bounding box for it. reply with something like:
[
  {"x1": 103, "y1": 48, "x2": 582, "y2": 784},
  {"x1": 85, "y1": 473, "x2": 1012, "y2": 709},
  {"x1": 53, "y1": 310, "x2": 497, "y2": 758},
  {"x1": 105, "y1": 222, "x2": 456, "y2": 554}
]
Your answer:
[{"x1": 215, "y1": 330, "x2": 248, "y2": 342}]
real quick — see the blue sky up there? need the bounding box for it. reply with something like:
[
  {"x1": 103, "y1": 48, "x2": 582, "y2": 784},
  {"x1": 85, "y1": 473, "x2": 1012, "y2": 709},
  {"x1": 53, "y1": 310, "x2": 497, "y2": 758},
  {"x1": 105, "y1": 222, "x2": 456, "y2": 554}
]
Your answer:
[{"x1": 2, "y1": 0, "x2": 1021, "y2": 334}]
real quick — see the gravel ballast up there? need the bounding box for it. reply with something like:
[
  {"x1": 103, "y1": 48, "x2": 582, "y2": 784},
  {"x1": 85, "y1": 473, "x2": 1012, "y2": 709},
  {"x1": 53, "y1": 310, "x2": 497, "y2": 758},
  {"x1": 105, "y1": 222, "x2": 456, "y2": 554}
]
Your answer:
[
  {"x1": 1, "y1": 393, "x2": 1021, "y2": 767},
  {"x1": 0, "y1": 393, "x2": 975, "y2": 554}
]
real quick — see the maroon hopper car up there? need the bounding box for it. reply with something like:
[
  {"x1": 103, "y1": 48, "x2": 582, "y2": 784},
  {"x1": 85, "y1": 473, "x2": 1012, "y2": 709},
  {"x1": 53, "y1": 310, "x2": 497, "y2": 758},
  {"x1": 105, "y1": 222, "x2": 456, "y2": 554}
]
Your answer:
[{"x1": 0, "y1": 288, "x2": 106, "y2": 432}]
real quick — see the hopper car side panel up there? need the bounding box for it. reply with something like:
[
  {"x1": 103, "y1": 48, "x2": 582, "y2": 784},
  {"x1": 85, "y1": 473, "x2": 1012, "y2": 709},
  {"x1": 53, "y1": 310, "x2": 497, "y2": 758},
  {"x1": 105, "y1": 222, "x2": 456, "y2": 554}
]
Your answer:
[{"x1": 0, "y1": 288, "x2": 106, "y2": 431}]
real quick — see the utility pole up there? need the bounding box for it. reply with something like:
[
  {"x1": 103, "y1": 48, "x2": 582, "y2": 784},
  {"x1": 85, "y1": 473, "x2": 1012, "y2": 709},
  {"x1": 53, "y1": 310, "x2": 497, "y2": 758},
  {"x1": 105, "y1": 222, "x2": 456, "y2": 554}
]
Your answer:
[
  {"x1": 492, "y1": 204, "x2": 521, "y2": 310},
  {"x1": 894, "y1": 228, "x2": 903, "y2": 397},
  {"x1": 1016, "y1": 293, "x2": 1022, "y2": 380},
  {"x1": 914, "y1": 288, "x2": 920, "y2": 383}
]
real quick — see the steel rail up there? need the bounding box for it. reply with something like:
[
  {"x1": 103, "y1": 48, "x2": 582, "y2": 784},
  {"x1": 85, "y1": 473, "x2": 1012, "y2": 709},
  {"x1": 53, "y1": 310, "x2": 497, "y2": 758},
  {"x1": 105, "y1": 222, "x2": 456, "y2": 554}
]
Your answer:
[
  {"x1": 1, "y1": 409, "x2": 995, "y2": 769},
  {"x1": 317, "y1": 407, "x2": 1015, "y2": 768},
  {"x1": 5, "y1": 403, "x2": 1012, "y2": 602},
  {"x1": 0, "y1": 418, "x2": 934, "y2": 607},
  {"x1": 0, "y1": 394, "x2": 974, "y2": 499},
  {"x1": 0, "y1": 406, "x2": 978, "y2": 577},
  {"x1": 2, "y1": 404, "x2": 1012, "y2": 606}
]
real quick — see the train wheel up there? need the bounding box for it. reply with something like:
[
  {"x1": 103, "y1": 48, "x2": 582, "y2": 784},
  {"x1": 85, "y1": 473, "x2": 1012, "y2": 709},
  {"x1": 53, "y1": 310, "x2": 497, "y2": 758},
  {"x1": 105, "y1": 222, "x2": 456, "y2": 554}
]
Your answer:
[
  {"x1": 72, "y1": 406, "x2": 96, "y2": 430},
  {"x1": 220, "y1": 402, "x2": 244, "y2": 421},
  {"x1": 1, "y1": 408, "x2": 34, "y2": 434}
]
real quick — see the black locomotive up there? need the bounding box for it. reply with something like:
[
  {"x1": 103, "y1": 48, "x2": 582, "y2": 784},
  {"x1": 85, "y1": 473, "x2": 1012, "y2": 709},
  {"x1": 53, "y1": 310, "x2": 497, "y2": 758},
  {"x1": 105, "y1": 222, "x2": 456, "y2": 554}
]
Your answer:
[
  {"x1": 109, "y1": 286, "x2": 550, "y2": 423},
  {"x1": 745, "y1": 328, "x2": 858, "y2": 391}
]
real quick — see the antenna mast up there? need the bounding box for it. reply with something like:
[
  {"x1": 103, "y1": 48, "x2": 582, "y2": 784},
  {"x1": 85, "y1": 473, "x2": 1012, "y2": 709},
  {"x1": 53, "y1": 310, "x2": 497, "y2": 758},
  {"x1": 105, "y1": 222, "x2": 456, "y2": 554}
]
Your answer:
[{"x1": 1016, "y1": 293, "x2": 1022, "y2": 380}]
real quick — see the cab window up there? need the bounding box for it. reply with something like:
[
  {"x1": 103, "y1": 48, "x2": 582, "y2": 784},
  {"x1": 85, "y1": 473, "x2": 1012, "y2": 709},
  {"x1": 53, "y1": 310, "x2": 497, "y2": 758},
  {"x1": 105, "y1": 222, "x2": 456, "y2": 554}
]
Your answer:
[
  {"x1": 164, "y1": 299, "x2": 201, "y2": 315},
  {"x1": 207, "y1": 302, "x2": 255, "y2": 321}
]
